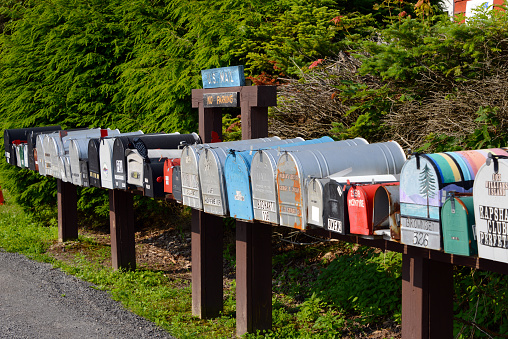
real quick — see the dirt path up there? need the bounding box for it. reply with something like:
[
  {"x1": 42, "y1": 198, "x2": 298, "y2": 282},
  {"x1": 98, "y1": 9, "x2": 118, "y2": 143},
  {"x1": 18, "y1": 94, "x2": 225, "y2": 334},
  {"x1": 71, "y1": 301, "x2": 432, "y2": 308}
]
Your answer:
[{"x1": 0, "y1": 250, "x2": 174, "y2": 339}]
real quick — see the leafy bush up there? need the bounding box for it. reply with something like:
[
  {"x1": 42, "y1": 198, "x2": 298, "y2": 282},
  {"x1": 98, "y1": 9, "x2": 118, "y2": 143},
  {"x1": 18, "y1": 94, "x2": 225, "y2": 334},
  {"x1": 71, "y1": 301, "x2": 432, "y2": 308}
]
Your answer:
[{"x1": 314, "y1": 246, "x2": 402, "y2": 324}]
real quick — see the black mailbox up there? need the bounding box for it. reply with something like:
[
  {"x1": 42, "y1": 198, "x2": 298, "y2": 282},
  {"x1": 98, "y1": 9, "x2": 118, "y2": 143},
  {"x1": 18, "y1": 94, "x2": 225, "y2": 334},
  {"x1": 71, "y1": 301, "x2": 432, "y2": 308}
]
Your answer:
[
  {"x1": 80, "y1": 160, "x2": 90, "y2": 187},
  {"x1": 143, "y1": 160, "x2": 166, "y2": 198},
  {"x1": 88, "y1": 138, "x2": 101, "y2": 187},
  {"x1": 323, "y1": 180, "x2": 350, "y2": 235}
]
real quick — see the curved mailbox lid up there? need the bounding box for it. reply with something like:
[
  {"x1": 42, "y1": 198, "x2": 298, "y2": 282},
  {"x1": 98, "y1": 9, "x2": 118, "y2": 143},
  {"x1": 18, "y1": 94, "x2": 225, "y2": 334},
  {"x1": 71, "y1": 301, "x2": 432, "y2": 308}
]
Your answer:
[
  {"x1": 164, "y1": 158, "x2": 181, "y2": 194},
  {"x1": 80, "y1": 160, "x2": 90, "y2": 187},
  {"x1": 88, "y1": 139, "x2": 102, "y2": 187},
  {"x1": 43, "y1": 134, "x2": 57, "y2": 176},
  {"x1": 252, "y1": 138, "x2": 368, "y2": 225},
  {"x1": 201, "y1": 137, "x2": 305, "y2": 216},
  {"x1": 226, "y1": 136, "x2": 334, "y2": 222},
  {"x1": 473, "y1": 157, "x2": 508, "y2": 263},
  {"x1": 172, "y1": 165, "x2": 183, "y2": 202},
  {"x1": 441, "y1": 194, "x2": 476, "y2": 256},
  {"x1": 277, "y1": 141, "x2": 405, "y2": 230},
  {"x1": 143, "y1": 160, "x2": 165, "y2": 198},
  {"x1": 180, "y1": 137, "x2": 280, "y2": 210},
  {"x1": 323, "y1": 180, "x2": 349, "y2": 234}
]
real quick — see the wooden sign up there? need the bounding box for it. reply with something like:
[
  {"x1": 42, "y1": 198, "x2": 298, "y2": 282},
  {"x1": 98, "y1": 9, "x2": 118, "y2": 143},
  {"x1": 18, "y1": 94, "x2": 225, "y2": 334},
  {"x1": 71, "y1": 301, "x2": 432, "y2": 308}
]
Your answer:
[
  {"x1": 203, "y1": 92, "x2": 239, "y2": 108},
  {"x1": 201, "y1": 65, "x2": 245, "y2": 89}
]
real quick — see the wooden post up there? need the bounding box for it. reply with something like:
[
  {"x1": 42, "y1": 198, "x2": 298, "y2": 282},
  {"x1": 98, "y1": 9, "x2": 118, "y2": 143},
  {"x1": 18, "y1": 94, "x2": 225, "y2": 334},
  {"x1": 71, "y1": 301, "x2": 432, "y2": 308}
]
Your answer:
[
  {"x1": 190, "y1": 95, "x2": 224, "y2": 318},
  {"x1": 402, "y1": 249, "x2": 453, "y2": 339},
  {"x1": 191, "y1": 209, "x2": 224, "y2": 318},
  {"x1": 109, "y1": 189, "x2": 136, "y2": 270},
  {"x1": 236, "y1": 221, "x2": 272, "y2": 336},
  {"x1": 57, "y1": 179, "x2": 78, "y2": 242}
]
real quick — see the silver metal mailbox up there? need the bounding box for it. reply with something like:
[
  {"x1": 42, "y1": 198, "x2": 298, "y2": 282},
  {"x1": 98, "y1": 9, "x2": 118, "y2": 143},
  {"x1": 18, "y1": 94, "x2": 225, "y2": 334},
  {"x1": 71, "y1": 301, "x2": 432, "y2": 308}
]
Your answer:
[
  {"x1": 277, "y1": 141, "x2": 406, "y2": 229},
  {"x1": 180, "y1": 137, "x2": 280, "y2": 210},
  {"x1": 251, "y1": 138, "x2": 369, "y2": 225},
  {"x1": 69, "y1": 138, "x2": 91, "y2": 186},
  {"x1": 4, "y1": 126, "x2": 61, "y2": 166},
  {"x1": 473, "y1": 155, "x2": 508, "y2": 263}
]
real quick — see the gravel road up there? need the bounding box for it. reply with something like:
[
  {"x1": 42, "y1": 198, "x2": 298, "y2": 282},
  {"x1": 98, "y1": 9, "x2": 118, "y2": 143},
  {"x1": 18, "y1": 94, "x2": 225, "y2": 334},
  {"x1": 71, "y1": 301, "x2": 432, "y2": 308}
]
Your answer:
[{"x1": 0, "y1": 249, "x2": 175, "y2": 339}]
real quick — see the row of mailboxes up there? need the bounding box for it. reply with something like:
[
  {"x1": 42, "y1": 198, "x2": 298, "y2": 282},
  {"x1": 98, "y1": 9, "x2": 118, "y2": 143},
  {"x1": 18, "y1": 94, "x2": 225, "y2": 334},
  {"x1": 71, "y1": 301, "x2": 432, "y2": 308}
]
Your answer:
[{"x1": 6, "y1": 126, "x2": 508, "y2": 264}]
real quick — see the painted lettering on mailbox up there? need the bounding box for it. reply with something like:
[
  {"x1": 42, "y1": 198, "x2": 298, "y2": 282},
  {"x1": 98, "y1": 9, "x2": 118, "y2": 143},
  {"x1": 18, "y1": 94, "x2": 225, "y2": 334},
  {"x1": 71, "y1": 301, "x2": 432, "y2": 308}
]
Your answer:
[
  {"x1": 478, "y1": 205, "x2": 508, "y2": 248},
  {"x1": 485, "y1": 173, "x2": 508, "y2": 196}
]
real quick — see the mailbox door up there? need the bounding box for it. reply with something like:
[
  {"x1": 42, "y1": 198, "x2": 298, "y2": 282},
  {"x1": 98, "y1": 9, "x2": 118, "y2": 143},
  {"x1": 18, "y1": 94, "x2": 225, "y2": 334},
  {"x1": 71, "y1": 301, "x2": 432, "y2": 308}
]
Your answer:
[
  {"x1": 126, "y1": 152, "x2": 145, "y2": 188},
  {"x1": 307, "y1": 179, "x2": 327, "y2": 227},
  {"x1": 88, "y1": 139, "x2": 101, "y2": 187},
  {"x1": 251, "y1": 150, "x2": 279, "y2": 224},
  {"x1": 348, "y1": 185, "x2": 376, "y2": 235},
  {"x1": 442, "y1": 196, "x2": 477, "y2": 256},
  {"x1": 181, "y1": 146, "x2": 202, "y2": 209},
  {"x1": 80, "y1": 160, "x2": 90, "y2": 187},
  {"x1": 323, "y1": 181, "x2": 348, "y2": 234},
  {"x1": 144, "y1": 161, "x2": 165, "y2": 198},
  {"x1": 99, "y1": 139, "x2": 116, "y2": 189},
  {"x1": 225, "y1": 153, "x2": 253, "y2": 221},
  {"x1": 199, "y1": 148, "x2": 227, "y2": 216},
  {"x1": 374, "y1": 184, "x2": 401, "y2": 241},
  {"x1": 473, "y1": 160, "x2": 508, "y2": 263},
  {"x1": 172, "y1": 165, "x2": 183, "y2": 202},
  {"x1": 164, "y1": 158, "x2": 180, "y2": 194},
  {"x1": 112, "y1": 137, "x2": 129, "y2": 190}
]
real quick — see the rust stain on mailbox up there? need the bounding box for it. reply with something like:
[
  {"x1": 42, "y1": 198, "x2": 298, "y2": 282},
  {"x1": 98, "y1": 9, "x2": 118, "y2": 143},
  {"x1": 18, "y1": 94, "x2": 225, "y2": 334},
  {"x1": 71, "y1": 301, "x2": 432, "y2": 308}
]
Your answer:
[{"x1": 276, "y1": 154, "x2": 303, "y2": 230}]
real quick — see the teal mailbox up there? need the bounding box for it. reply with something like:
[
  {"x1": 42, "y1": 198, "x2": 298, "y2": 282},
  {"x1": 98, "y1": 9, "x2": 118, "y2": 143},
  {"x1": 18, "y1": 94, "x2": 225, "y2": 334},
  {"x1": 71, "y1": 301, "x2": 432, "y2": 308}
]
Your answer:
[{"x1": 441, "y1": 194, "x2": 477, "y2": 256}]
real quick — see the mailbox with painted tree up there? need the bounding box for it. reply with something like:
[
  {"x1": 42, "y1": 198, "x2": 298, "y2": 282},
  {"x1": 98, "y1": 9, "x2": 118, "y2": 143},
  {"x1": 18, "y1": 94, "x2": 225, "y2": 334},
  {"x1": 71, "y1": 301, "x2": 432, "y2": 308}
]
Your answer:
[{"x1": 400, "y1": 149, "x2": 508, "y2": 250}]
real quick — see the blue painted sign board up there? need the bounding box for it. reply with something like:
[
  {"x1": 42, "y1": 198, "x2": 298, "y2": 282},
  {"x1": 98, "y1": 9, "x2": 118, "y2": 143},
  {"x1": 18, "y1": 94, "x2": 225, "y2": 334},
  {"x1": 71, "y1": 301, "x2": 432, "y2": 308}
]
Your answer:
[{"x1": 201, "y1": 66, "x2": 245, "y2": 89}]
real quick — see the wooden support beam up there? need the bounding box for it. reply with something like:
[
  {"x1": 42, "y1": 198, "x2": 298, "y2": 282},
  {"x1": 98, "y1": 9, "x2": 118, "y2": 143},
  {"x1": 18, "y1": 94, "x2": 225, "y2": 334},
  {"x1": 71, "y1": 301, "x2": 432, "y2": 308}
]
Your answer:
[
  {"x1": 109, "y1": 189, "x2": 136, "y2": 270},
  {"x1": 191, "y1": 209, "x2": 224, "y2": 318},
  {"x1": 236, "y1": 221, "x2": 272, "y2": 336},
  {"x1": 57, "y1": 179, "x2": 78, "y2": 242},
  {"x1": 402, "y1": 248, "x2": 453, "y2": 339}
]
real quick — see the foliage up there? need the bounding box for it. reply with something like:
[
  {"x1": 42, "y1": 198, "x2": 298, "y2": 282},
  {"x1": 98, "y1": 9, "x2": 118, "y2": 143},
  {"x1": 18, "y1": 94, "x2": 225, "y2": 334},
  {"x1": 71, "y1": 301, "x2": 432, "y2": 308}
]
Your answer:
[{"x1": 314, "y1": 246, "x2": 402, "y2": 324}]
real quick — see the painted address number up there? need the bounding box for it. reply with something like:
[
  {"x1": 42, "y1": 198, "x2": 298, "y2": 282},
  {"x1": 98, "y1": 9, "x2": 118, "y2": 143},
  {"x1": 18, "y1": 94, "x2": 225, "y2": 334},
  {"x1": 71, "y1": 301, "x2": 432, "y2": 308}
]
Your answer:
[{"x1": 413, "y1": 231, "x2": 429, "y2": 247}]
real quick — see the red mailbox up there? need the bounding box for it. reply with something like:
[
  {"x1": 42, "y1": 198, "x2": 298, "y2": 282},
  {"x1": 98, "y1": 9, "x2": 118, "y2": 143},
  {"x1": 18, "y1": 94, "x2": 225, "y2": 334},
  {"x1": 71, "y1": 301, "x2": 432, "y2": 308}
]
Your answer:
[
  {"x1": 164, "y1": 158, "x2": 181, "y2": 194},
  {"x1": 347, "y1": 183, "x2": 399, "y2": 236}
]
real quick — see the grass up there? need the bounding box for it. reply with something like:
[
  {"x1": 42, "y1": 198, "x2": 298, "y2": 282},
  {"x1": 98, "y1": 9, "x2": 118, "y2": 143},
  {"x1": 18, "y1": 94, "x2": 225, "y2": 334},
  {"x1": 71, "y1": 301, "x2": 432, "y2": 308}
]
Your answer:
[{"x1": 4, "y1": 193, "x2": 506, "y2": 338}]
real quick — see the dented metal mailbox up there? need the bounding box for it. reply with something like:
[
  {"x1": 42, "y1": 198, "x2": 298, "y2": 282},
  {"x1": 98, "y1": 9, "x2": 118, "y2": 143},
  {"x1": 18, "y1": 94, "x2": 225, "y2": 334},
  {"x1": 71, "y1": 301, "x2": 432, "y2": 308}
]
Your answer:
[
  {"x1": 180, "y1": 137, "x2": 280, "y2": 210},
  {"x1": 400, "y1": 149, "x2": 508, "y2": 250},
  {"x1": 441, "y1": 194, "x2": 477, "y2": 256},
  {"x1": 252, "y1": 138, "x2": 369, "y2": 225},
  {"x1": 225, "y1": 136, "x2": 334, "y2": 221},
  {"x1": 473, "y1": 155, "x2": 508, "y2": 263},
  {"x1": 277, "y1": 141, "x2": 405, "y2": 230},
  {"x1": 200, "y1": 137, "x2": 306, "y2": 216}
]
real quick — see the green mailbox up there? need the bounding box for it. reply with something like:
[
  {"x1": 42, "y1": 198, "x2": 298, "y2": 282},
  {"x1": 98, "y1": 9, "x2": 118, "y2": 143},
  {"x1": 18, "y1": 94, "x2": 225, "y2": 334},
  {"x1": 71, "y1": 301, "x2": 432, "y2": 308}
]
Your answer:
[{"x1": 441, "y1": 194, "x2": 477, "y2": 256}]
